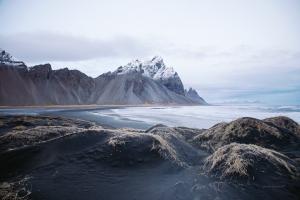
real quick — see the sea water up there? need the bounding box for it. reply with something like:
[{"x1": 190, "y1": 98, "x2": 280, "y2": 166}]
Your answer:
[
  {"x1": 90, "y1": 104, "x2": 300, "y2": 129},
  {"x1": 1, "y1": 104, "x2": 300, "y2": 129}
]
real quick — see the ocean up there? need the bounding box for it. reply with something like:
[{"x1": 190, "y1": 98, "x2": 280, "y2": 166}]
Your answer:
[{"x1": 1, "y1": 104, "x2": 300, "y2": 129}]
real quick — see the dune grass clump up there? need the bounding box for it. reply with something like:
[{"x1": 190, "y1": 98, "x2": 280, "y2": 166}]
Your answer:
[
  {"x1": 106, "y1": 128, "x2": 203, "y2": 167},
  {"x1": 203, "y1": 143, "x2": 298, "y2": 182},
  {"x1": 0, "y1": 177, "x2": 31, "y2": 200},
  {"x1": 107, "y1": 132, "x2": 185, "y2": 166},
  {"x1": 263, "y1": 116, "x2": 300, "y2": 136},
  {"x1": 193, "y1": 117, "x2": 299, "y2": 152},
  {"x1": 146, "y1": 124, "x2": 205, "y2": 141},
  {"x1": 0, "y1": 126, "x2": 87, "y2": 152}
]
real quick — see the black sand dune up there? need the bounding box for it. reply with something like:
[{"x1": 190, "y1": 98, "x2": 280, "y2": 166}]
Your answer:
[
  {"x1": 192, "y1": 117, "x2": 300, "y2": 152},
  {"x1": 0, "y1": 115, "x2": 299, "y2": 200}
]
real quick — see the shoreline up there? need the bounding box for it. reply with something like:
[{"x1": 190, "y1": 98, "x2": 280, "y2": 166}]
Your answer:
[
  {"x1": 0, "y1": 103, "x2": 208, "y2": 111},
  {"x1": 1, "y1": 104, "x2": 300, "y2": 130}
]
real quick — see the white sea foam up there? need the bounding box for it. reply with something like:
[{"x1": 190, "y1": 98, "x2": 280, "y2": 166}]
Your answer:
[{"x1": 92, "y1": 104, "x2": 300, "y2": 129}]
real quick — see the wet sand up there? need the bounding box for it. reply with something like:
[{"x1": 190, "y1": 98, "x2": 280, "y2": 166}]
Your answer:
[{"x1": 0, "y1": 105, "x2": 155, "y2": 129}]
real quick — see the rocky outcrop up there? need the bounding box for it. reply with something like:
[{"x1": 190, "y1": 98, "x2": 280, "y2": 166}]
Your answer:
[{"x1": 185, "y1": 88, "x2": 207, "y2": 104}]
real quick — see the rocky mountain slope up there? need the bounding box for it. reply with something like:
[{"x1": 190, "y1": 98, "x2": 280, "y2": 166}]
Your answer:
[
  {"x1": 0, "y1": 50, "x2": 206, "y2": 106},
  {"x1": 185, "y1": 88, "x2": 207, "y2": 104}
]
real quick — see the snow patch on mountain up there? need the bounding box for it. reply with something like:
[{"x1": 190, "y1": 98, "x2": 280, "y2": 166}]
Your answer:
[
  {"x1": 0, "y1": 49, "x2": 25, "y2": 67},
  {"x1": 114, "y1": 56, "x2": 177, "y2": 81},
  {"x1": 153, "y1": 66, "x2": 177, "y2": 80}
]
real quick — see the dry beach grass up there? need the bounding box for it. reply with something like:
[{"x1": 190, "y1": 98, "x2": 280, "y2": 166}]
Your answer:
[{"x1": 0, "y1": 115, "x2": 299, "y2": 199}]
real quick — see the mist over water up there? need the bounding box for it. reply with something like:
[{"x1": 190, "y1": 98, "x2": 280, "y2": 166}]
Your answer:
[
  {"x1": 0, "y1": 104, "x2": 299, "y2": 130},
  {"x1": 90, "y1": 104, "x2": 300, "y2": 129}
]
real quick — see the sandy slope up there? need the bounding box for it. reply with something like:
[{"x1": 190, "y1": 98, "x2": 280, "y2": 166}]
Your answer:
[{"x1": 0, "y1": 115, "x2": 299, "y2": 200}]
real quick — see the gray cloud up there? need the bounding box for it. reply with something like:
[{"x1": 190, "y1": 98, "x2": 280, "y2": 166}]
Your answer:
[{"x1": 0, "y1": 32, "x2": 152, "y2": 62}]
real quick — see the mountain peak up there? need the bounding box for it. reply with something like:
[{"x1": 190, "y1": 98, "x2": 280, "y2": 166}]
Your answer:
[
  {"x1": 114, "y1": 56, "x2": 171, "y2": 78},
  {"x1": 151, "y1": 55, "x2": 163, "y2": 63},
  {"x1": 112, "y1": 56, "x2": 184, "y2": 95},
  {"x1": 0, "y1": 49, "x2": 26, "y2": 67},
  {"x1": 188, "y1": 87, "x2": 196, "y2": 93},
  {"x1": 1, "y1": 49, "x2": 15, "y2": 63},
  {"x1": 185, "y1": 87, "x2": 207, "y2": 104},
  {"x1": 145, "y1": 56, "x2": 165, "y2": 69}
]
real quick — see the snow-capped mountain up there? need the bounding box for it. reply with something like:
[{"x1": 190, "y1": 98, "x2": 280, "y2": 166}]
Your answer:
[
  {"x1": 0, "y1": 49, "x2": 207, "y2": 106},
  {"x1": 0, "y1": 49, "x2": 25, "y2": 67},
  {"x1": 114, "y1": 56, "x2": 175, "y2": 79},
  {"x1": 114, "y1": 56, "x2": 168, "y2": 78},
  {"x1": 114, "y1": 56, "x2": 185, "y2": 95}
]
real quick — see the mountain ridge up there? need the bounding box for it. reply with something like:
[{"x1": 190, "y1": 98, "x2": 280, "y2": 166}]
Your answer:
[{"x1": 0, "y1": 49, "x2": 207, "y2": 106}]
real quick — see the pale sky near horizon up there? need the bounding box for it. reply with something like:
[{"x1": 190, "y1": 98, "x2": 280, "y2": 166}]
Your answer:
[{"x1": 0, "y1": 0, "x2": 299, "y2": 104}]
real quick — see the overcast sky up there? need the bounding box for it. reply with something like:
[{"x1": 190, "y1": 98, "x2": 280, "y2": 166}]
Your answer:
[{"x1": 0, "y1": 0, "x2": 299, "y2": 104}]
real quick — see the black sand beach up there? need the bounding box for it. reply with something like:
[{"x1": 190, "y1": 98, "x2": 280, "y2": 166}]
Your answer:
[
  {"x1": 0, "y1": 115, "x2": 299, "y2": 200},
  {"x1": 0, "y1": 105, "x2": 155, "y2": 130}
]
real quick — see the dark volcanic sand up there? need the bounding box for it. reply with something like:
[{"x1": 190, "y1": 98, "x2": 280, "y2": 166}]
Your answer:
[
  {"x1": 0, "y1": 115, "x2": 299, "y2": 200},
  {"x1": 0, "y1": 106, "x2": 153, "y2": 129}
]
